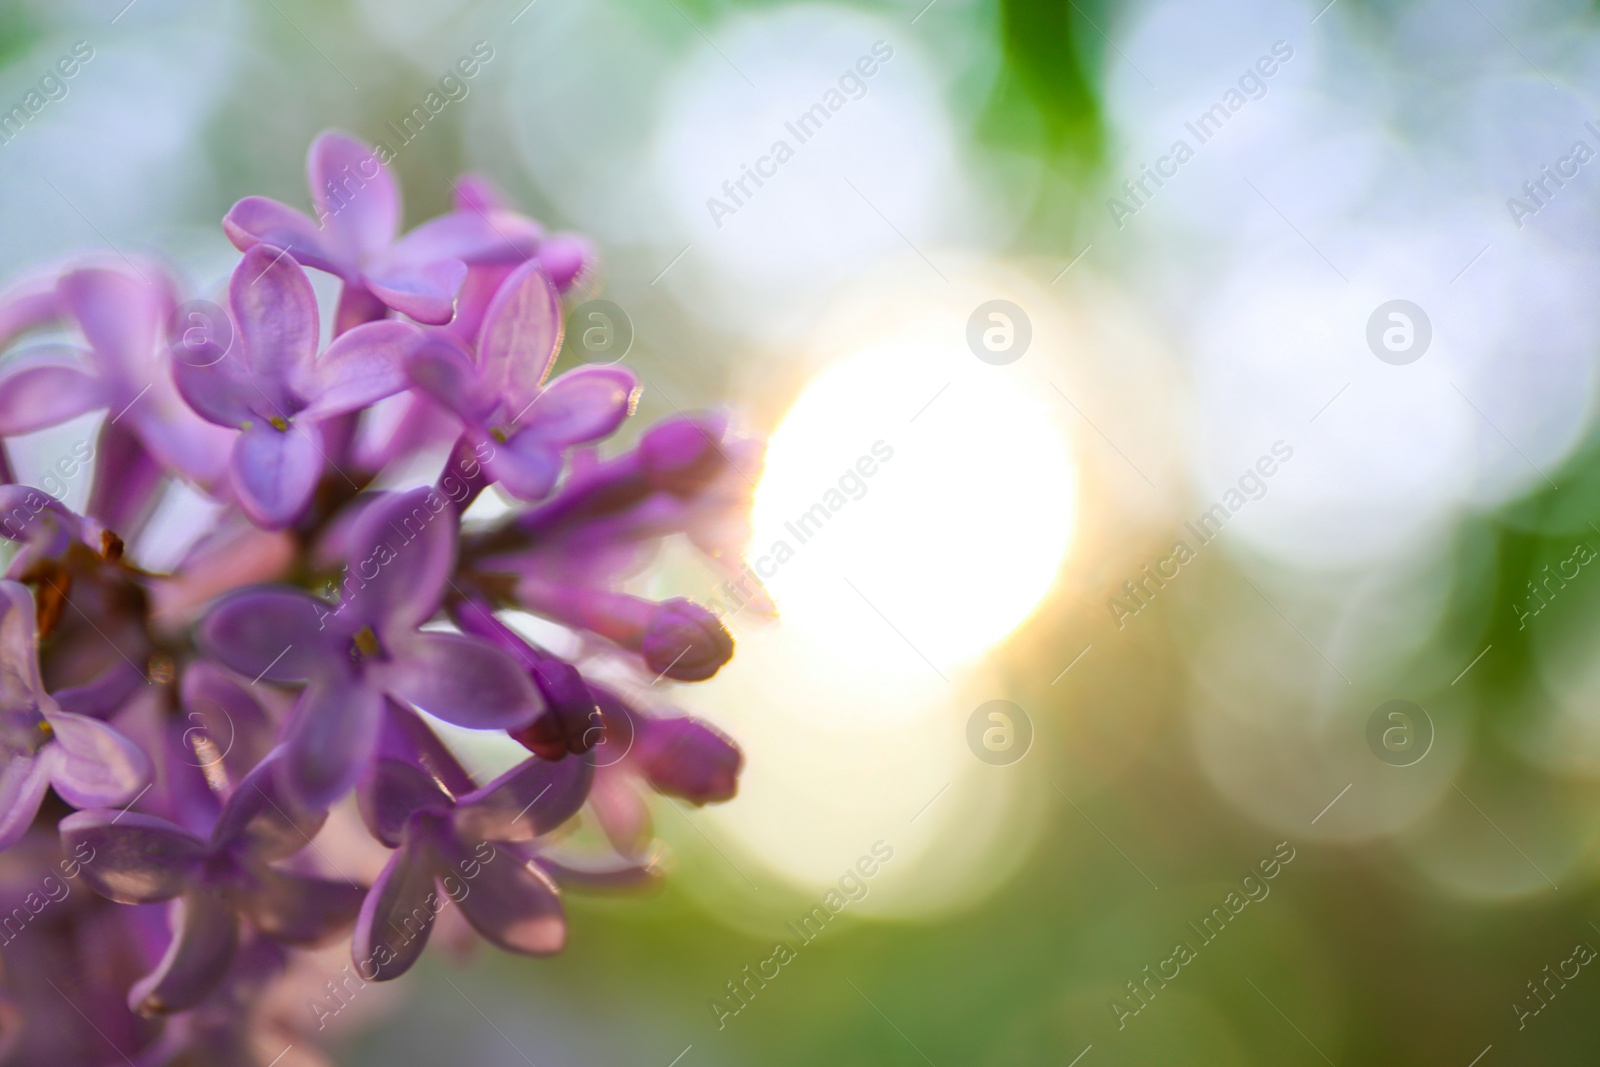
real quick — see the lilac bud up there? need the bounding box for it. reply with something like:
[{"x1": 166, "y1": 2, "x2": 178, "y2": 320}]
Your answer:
[
  {"x1": 641, "y1": 598, "x2": 733, "y2": 681},
  {"x1": 635, "y1": 716, "x2": 742, "y2": 804},
  {"x1": 639, "y1": 416, "x2": 726, "y2": 494}
]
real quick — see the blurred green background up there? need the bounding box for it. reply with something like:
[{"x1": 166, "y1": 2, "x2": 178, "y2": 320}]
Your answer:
[{"x1": 7, "y1": 0, "x2": 1600, "y2": 1063}]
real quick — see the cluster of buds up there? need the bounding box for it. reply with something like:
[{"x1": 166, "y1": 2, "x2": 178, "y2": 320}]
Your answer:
[{"x1": 0, "y1": 132, "x2": 756, "y2": 1065}]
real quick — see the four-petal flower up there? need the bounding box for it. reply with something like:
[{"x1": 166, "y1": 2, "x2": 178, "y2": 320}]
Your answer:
[
  {"x1": 223, "y1": 132, "x2": 542, "y2": 327},
  {"x1": 173, "y1": 245, "x2": 424, "y2": 529},
  {"x1": 60, "y1": 749, "x2": 365, "y2": 1014},
  {"x1": 197, "y1": 487, "x2": 543, "y2": 807}
]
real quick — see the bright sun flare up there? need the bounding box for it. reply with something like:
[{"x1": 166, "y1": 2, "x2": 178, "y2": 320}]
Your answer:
[{"x1": 749, "y1": 341, "x2": 1077, "y2": 676}]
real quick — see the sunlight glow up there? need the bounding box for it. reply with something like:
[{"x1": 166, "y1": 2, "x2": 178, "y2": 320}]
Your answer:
[{"x1": 748, "y1": 341, "x2": 1077, "y2": 676}]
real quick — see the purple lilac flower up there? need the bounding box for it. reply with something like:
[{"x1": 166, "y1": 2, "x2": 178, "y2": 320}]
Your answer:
[
  {"x1": 0, "y1": 263, "x2": 234, "y2": 507},
  {"x1": 0, "y1": 129, "x2": 752, "y2": 1063},
  {"x1": 198, "y1": 486, "x2": 542, "y2": 807},
  {"x1": 351, "y1": 706, "x2": 591, "y2": 980},
  {"x1": 223, "y1": 132, "x2": 542, "y2": 329},
  {"x1": 61, "y1": 748, "x2": 364, "y2": 1014},
  {"x1": 407, "y1": 258, "x2": 638, "y2": 501},
  {"x1": 173, "y1": 247, "x2": 423, "y2": 529}
]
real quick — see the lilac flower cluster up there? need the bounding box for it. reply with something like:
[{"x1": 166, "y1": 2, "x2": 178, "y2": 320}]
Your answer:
[{"x1": 0, "y1": 132, "x2": 754, "y2": 1065}]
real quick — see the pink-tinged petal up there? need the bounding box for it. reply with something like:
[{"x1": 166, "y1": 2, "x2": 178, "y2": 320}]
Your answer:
[
  {"x1": 342, "y1": 487, "x2": 456, "y2": 632},
  {"x1": 451, "y1": 173, "x2": 506, "y2": 214},
  {"x1": 0, "y1": 580, "x2": 44, "y2": 699},
  {"x1": 537, "y1": 852, "x2": 663, "y2": 892},
  {"x1": 483, "y1": 430, "x2": 562, "y2": 501},
  {"x1": 56, "y1": 267, "x2": 167, "y2": 397},
  {"x1": 389, "y1": 211, "x2": 541, "y2": 267},
  {"x1": 435, "y1": 835, "x2": 565, "y2": 956},
  {"x1": 359, "y1": 758, "x2": 453, "y2": 849},
  {"x1": 405, "y1": 334, "x2": 494, "y2": 424},
  {"x1": 177, "y1": 661, "x2": 273, "y2": 780},
  {"x1": 198, "y1": 584, "x2": 331, "y2": 682},
  {"x1": 383, "y1": 701, "x2": 478, "y2": 797},
  {"x1": 0, "y1": 351, "x2": 105, "y2": 434},
  {"x1": 0, "y1": 753, "x2": 52, "y2": 850},
  {"x1": 478, "y1": 259, "x2": 562, "y2": 406},
  {"x1": 52, "y1": 661, "x2": 143, "y2": 719},
  {"x1": 351, "y1": 827, "x2": 439, "y2": 981},
  {"x1": 211, "y1": 749, "x2": 327, "y2": 860},
  {"x1": 454, "y1": 755, "x2": 592, "y2": 843},
  {"x1": 535, "y1": 234, "x2": 594, "y2": 292},
  {"x1": 589, "y1": 768, "x2": 651, "y2": 857},
  {"x1": 381, "y1": 632, "x2": 541, "y2": 730},
  {"x1": 229, "y1": 245, "x2": 320, "y2": 384},
  {"x1": 308, "y1": 131, "x2": 399, "y2": 262},
  {"x1": 230, "y1": 421, "x2": 323, "y2": 530},
  {"x1": 46, "y1": 711, "x2": 150, "y2": 809},
  {"x1": 364, "y1": 258, "x2": 467, "y2": 326},
  {"x1": 222, "y1": 196, "x2": 348, "y2": 277},
  {"x1": 296, "y1": 320, "x2": 420, "y2": 422},
  {"x1": 282, "y1": 673, "x2": 383, "y2": 809},
  {"x1": 171, "y1": 352, "x2": 258, "y2": 427},
  {"x1": 125, "y1": 402, "x2": 236, "y2": 490},
  {"x1": 236, "y1": 866, "x2": 365, "y2": 944},
  {"x1": 85, "y1": 418, "x2": 166, "y2": 533},
  {"x1": 59, "y1": 810, "x2": 207, "y2": 903},
  {"x1": 129, "y1": 893, "x2": 238, "y2": 1015},
  {"x1": 518, "y1": 366, "x2": 637, "y2": 444},
  {"x1": 0, "y1": 269, "x2": 63, "y2": 348},
  {"x1": 0, "y1": 485, "x2": 80, "y2": 553}
]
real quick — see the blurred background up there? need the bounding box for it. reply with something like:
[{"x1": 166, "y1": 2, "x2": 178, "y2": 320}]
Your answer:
[{"x1": 5, "y1": 0, "x2": 1600, "y2": 1062}]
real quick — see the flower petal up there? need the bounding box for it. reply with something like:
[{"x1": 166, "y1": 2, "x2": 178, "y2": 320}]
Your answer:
[
  {"x1": 197, "y1": 584, "x2": 331, "y2": 682},
  {"x1": 46, "y1": 711, "x2": 150, "y2": 809},
  {"x1": 56, "y1": 267, "x2": 167, "y2": 396},
  {"x1": 351, "y1": 825, "x2": 439, "y2": 981},
  {"x1": 454, "y1": 754, "x2": 592, "y2": 843},
  {"x1": 483, "y1": 430, "x2": 562, "y2": 501},
  {"x1": 222, "y1": 196, "x2": 347, "y2": 276},
  {"x1": 59, "y1": 810, "x2": 207, "y2": 903},
  {"x1": 229, "y1": 245, "x2": 320, "y2": 385},
  {"x1": 85, "y1": 418, "x2": 167, "y2": 533},
  {"x1": 128, "y1": 893, "x2": 239, "y2": 1015},
  {"x1": 341, "y1": 487, "x2": 456, "y2": 632},
  {"x1": 282, "y1": 672, "x2": 384, "y2": 809},
  {"x1": 0, "y1": 752, "x2": 52, "y2": 850},
  {"x1": 389, "y1": 210, "x2": 541, "y2": 267},
  {"x1": 364, "y1": 258, "x2": 467, "y2": 326},
  {"x1": 53, "y1": 662, "x2": 145, "y2": 719},
  {"x1": 0, "y1": 580, "x2": 45, "y2": 701},
  {"x1": 210, "y1": 748, "x2": 328, "y2": 860},
  {"x1": 230, "y1": 421, "x2": 323, "y2": 530},
  {"x1": 236, "y1": 865, "x2": 365, "y2": 944},
  {"x1": 0, "y1": 486, "x2": 80, "y2": 553},
  {"x1": 435, "y1": 835, "x2": 565, "y2": 956},
  {"x1": 176, "y1": 660, "x2": 274, "y2": 780},
  {"x1": 405, "y1": 334, "x2": 494, "y2": 424},
  {"x1": 359, "y1": 757, "x2": 454, "y2": 849},
  {"x1": 0, "y1": 350, "x2": 105, "y2": 434},
  {"x1": 308, "y1": 132, "x2": 399, "y2": 262},
  {"x1": 517, "y1": 366, "x2": 637, "y2": 444},
  {"x1": 297, "y1": 319, "x2": 420, "y2": 421},
  {"x1": 171, "y1": 350, "x2": 258, "y2": 427},
  {"x1": 477, "y1": 259, "x2": 562, "y2": 407},
  {"x1": 382, "y1": 632, "x2": 541, "y2": 730},
  {"x1": 535, "y1": 234, "x2": 594, "y2": 292}
]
